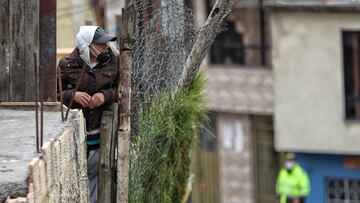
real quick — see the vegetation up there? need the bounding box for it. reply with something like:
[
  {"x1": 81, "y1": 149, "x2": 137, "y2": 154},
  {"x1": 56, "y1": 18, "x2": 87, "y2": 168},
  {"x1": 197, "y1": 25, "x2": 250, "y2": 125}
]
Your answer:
[{"x1": 129, "y1": 73, "x2": 208, "y2": 203}]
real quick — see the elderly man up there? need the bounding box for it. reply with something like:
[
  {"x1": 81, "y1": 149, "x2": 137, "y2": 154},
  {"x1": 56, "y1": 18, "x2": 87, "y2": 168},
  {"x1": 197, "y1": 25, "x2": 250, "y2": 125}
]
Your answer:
[{"x1": 58, "y1": 26, "x2": 119, "y2": 203}]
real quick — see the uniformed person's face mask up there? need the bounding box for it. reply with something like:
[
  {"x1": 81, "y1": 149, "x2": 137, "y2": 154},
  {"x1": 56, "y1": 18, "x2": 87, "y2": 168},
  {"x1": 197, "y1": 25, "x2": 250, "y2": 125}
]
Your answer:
[
  {"x1": 90, "y1": 45, "x2": 112, "y2": 65},
  {"x1": 284, "y1": 160, "x2": 295, "y2": 170}
]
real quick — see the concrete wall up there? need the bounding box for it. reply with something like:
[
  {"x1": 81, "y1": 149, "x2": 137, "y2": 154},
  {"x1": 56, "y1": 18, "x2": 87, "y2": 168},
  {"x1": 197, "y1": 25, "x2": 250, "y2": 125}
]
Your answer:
[
  {"x1": 5, "y1": 110, "x2": 88, "y2": 203},
  {"x1": 271, "y1": 11, "x2": 360, "y2": 154}
]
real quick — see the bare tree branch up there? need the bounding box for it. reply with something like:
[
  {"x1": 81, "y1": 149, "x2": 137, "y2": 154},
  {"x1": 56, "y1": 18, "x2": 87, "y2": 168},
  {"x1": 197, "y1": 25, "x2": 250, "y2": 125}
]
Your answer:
[{"x1": 176, "y1": 0, "x2": 236, "y2": 91}]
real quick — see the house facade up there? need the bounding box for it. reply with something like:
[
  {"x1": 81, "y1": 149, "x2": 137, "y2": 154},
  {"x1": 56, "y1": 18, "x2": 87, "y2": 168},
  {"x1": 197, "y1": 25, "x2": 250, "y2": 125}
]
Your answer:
[
  {"x1": 269, "y1": 0, "x2": 360, "y2": 202},
  {"x1": 190, "y1": 1, "x2": 279, "y2": 203}
]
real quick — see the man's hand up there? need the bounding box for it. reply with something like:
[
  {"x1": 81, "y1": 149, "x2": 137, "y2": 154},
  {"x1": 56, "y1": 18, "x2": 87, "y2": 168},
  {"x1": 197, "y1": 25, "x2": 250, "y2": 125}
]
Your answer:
[
  {"x1": 74, "y1": 91, "x2": 91, "y2": 107},
  {"x1": 90, "y1": 92, "x2": 105, "y2": 109}
]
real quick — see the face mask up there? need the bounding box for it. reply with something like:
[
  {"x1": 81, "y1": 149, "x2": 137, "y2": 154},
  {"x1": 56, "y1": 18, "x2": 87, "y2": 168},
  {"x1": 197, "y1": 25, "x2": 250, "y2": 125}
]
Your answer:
[
  {"x1": 90, "y1": 45, "x2": 112, "y2": 65},
  {"x1": 285, "y1": 161, "x2": 295, "y2": 170}
]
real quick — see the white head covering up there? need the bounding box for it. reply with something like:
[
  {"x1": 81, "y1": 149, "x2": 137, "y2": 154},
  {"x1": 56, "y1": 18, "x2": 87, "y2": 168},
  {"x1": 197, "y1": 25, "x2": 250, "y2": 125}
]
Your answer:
[{"x1": 76, "y1": 26, "x2": 99, "y2": 68}]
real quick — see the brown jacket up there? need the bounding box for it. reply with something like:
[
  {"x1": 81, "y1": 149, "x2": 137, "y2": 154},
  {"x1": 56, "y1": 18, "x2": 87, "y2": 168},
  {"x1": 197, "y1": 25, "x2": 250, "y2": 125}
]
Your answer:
[{"x1": 58, "y1": 48, "x2": 118, "y2": 146}]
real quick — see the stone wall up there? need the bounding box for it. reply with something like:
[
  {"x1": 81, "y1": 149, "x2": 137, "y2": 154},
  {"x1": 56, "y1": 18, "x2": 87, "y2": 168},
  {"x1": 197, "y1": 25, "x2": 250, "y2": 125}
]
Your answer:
[{"x1": 5, "y1": 110, "x2": 88, "y2": 203}]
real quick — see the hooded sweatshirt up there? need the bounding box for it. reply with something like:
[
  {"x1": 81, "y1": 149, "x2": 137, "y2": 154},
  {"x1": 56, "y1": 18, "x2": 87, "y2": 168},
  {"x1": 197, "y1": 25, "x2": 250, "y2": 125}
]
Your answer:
[{"x1": 76, "y1": 26, "x2": 99, "y2": 68}]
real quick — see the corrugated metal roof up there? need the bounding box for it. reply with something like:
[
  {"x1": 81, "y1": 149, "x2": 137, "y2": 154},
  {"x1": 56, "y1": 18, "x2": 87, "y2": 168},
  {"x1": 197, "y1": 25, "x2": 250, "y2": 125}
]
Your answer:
[{"x1": 204, "y1": 67, "x2": 273, "y2": 114}]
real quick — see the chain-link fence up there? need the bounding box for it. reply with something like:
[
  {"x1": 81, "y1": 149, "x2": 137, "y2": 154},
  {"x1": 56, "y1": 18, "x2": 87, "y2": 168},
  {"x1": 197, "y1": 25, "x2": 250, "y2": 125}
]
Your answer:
[
  {"x1": 131, "y1": 0, "x2": 198, "y2": 126},
  {"x1": 128, "y1": 0, "x2": 234, "y2": 202}
]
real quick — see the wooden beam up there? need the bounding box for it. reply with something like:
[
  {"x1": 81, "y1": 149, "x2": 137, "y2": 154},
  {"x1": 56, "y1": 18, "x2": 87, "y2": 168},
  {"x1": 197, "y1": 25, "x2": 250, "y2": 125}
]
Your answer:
[
  {"x1": 0, "y1": 102, "x2": 60, "y2": 111},
  {"x1": 117, "y1": 1, "x2": 134, "y2": 201},
  {"x1": 0, "y1": 0, "x2": 10, "y2": 102},
  {"x1": 117, "y1": 131, "x2": 130, "y2": 203},
  {"x1": 0, "y1": 102, "x2": 59, "y2": 106},
  {"x1": 117, "y1": 51, "x2": 132, "y2": 203},
  {"x1": 9, "y1": 0, "x2": 25, "y2": 101},
  {"x1": 111, "y1": 104, "x2": 119, "y2": 202},
  {"x1": 39, "y1": 0, "x2": 56, "y2": 101},
  {"x1": 99, "y1": 107, "x2": 115, "y2": 203},
  {"x1": 0, "y1": 0, "x2": 41, "y2": 102},
  {"x1": 24, "y1": 0, "x2": 39, "y2": 101},
  {"x1": 118, "y1": 51, "x2": 132, "y2": 132}
]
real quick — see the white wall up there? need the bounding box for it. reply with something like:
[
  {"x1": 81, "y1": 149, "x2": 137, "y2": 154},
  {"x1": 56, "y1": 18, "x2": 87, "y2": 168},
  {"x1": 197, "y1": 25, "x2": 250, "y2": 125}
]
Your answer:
[{"x1": 271, "y1": 11, "x2": 360, "y2": 154}]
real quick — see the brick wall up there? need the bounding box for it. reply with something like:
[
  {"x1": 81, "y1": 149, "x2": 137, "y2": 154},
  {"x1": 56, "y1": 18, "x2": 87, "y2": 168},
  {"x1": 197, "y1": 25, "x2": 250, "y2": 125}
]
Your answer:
[{"x1": 5, "y1": 110, "x2": 88, "y2": 203}]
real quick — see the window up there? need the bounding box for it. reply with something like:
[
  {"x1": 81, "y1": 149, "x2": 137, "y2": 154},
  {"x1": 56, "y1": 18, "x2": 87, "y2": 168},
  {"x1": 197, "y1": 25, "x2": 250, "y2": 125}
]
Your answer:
[
  {"x1": 326, "y1": 178, "x2": 360, "y2": 202},
  {"x1": 210, "y1": 21, "x2": 245, "y2": 65},
  {"x1": 343, "y1": 31, "x2": 360, "y2": 119},
  {"x1": 207, "y1": 0, "x2": 269, "y2": 67}
]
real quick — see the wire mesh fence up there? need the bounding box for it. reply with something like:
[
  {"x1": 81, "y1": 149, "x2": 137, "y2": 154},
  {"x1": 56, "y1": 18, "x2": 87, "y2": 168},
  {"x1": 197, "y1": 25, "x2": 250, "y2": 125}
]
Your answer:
[
  {"x1": 129, "y1": 1, "x2": 199, "y2": 202},
  {"x1": 131, "y1": 0, "x2": 198, "y2": 126},
  {"x1": 127, "y1": 0, "x2": 234, "y2": 202}
]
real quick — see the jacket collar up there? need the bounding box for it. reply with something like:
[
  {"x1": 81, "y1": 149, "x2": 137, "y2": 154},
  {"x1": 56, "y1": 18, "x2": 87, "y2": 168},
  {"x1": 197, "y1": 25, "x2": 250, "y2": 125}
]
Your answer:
[{"x1": 68, "y1": 48, "x2": 117, "y2": 69}]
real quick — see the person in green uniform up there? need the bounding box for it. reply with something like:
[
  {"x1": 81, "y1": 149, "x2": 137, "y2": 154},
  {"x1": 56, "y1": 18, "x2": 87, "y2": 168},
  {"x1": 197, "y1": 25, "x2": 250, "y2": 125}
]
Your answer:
[{"x1": 276, "y1": 153, "x2": 311, "y2": 203}]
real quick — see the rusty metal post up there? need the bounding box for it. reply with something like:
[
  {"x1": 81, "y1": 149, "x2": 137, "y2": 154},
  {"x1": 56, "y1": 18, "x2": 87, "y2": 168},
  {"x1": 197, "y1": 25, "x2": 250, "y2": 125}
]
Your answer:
[
  {"x1": 57, "y1": 67, "x2": 65, "y2": 122},
  {"x1": 34, "y1": 51, "x2": 43, "y2": 153},
  {"x1": 33, "y1": 0, "x2": 56, "y2": 153},
  {"x1": 39, "y1": 0, "x2": 56, "y2": 101}
]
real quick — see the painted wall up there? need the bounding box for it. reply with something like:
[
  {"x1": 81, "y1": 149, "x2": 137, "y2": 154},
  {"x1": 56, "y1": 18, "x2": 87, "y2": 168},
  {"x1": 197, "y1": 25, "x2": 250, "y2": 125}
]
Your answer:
[
  {"x1": 295, "y1": 153, "x2": 360, "y2": 203},
  {"x1": 271, "y1": 11, "x2": 360, "y2": 154}
]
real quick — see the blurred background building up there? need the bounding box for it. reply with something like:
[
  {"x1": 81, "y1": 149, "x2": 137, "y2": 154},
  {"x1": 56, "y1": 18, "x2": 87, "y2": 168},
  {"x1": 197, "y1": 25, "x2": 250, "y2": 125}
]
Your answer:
[
  {"x1": 189, "y1": 1, "x2": 278, "y2": 203},
  {"x1": 57, "y1": 0, "x2": 123, "y2": 59},
  {"x1": 57, "y1": 0, "x2": 95, "y2": 49},
  {"x1": 57, "y1": 1, "x2": 279, "y2": 202},
  {"x1": 54, "y1": 0, "x2": 360, "y2": 202},
  {"x1": 192, "y1": 0, "x2": 360, "y2": 203},
  {"x1": 269, "y1": 0, "x2": 360, "y2": 202}
]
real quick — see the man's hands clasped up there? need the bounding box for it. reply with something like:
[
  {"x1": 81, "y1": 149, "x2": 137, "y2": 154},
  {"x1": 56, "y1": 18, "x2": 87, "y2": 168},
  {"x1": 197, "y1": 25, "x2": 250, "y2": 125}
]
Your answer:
[
  {"x1": 90, "y1": 92, "x2": 105, "y2": 109},
  {"x1": 74, "y1": 91, "x2": 105, "y2": 109}
]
